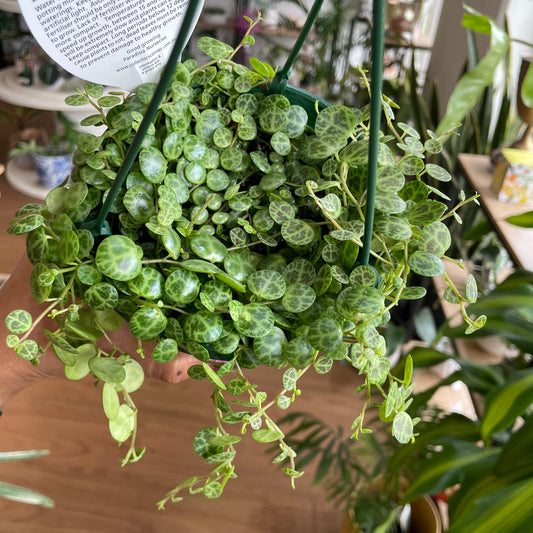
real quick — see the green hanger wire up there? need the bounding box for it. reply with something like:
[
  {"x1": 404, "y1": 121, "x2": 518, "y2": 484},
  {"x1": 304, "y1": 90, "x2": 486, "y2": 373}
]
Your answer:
[
  {"x1": 361, "y1": 0, "x2": 386, "y2": 267},
  {"x1": 265, "y1": 0, "x2": 330, "y2": 126},
  {"x1": 83, "y1": 0, "x2": 385, "y2": 264},
  {"x1": 267, "y1": 0, "x2": 385, "y2": 267},
  {"x1": 83, "y1": 0, "x2": 201, "y2": 237}
]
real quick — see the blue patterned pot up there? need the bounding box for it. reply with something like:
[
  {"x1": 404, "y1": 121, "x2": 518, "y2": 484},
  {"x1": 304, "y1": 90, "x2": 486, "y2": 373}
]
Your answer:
[{"x1": 31, "y1": 153, "x2": 73, "y2": 189}]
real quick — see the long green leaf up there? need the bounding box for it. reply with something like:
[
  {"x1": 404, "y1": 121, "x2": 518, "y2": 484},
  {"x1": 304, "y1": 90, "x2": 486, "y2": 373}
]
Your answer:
[
  {"x1": 0, "y1": 481, "x2": 54, "y2": 507},
  {"x1": 506, "y1": 210, "x2": 533, "y2": 228},
  {"x1": 498, "y1": 270, "x2": 533, "y2": 289},
  {"x1": 481, "y1": 369, "x2": 533, "y2": 442},
  {"x1": 436, "y1": 8, "x2": 509, "y2": 136},
  {"x1": 448, "y1": 478, "x2": 533, "y2": 533},
  {"x1": 494, "y1": 416, "x2": 533, "y2": 478},
  {"x1": 521, "y1": 63, "x2": 533, "y2": 108},
  {"x1": 0, "y1": 449, "x2": 49, "y2": 462},
  {"x1": 402, "y1": 443, "x2": 499, "y2": 503}
]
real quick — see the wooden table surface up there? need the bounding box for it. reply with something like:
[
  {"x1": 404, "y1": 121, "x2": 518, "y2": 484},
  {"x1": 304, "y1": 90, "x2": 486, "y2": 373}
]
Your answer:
[{"x1": 458, "y1": 153, "x2": 533, "y2": 271}]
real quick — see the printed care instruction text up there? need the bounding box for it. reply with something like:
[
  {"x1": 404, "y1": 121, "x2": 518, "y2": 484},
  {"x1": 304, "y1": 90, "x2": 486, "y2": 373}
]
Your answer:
[{"x1": 20, "y1": 0, "x2": 203, "y2": 90}]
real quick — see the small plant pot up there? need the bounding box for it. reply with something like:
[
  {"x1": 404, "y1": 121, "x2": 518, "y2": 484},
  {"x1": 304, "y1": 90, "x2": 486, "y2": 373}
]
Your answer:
[
  {"x1": 340, "y1": 496, "x2": 442, "y2": 533},
  {"x1": 31, "y1": 153, "x2": 73, "y2": 189}
]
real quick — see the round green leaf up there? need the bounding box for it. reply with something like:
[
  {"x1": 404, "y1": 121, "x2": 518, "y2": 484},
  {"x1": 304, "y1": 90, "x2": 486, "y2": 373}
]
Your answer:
[
  {"x1": 139, "y1": 147, "x2": 167, "y2": 184},
  {"x1": 375, "y1": 215, "x2": 412, "y2": 241},
  {"x1": 281, "y1": 219, "x2": 315, "y2": 246},
  {"x1": 123, "y1": 185, "x2": 155, "y2": 223},
  {"x1": 64, "y1": 344, "x2": 95, "y2": 380},
  {"x1": 269, "y1": 200, "x2": 295, "y2": 224},
  {"x1": 224, "y1": 253, "x2": 255, "y2": 281},
  {"x1": 247, "y1": 270, "x2": 286, "y2": 300},
  {"x1": 400, "y1": 155, "x2": 424, "y2": 175},
  {"x1": 197, "y1": 36, "x2": 233, "y2": 60},
  {"x1": 77, "y1": 264, "x2": 102, "y2": 285},
  {"x1": 164, "y1": 268, "x2": 200, "y2": 304},
  {"x1": 128, "y1": 268, "x2": 164, "y2": 299},
  {"x1": 211, "y1": 331, "x2": 240, "y2": 355},
  {"x1": 190, "y1": 233, "x2": 227, "y2": 263},
  {"x1": 418, "y1": 221, "x2": 451, "y2": 257},
  {"x1": 313, "y1": 264, "x2": 333, "y2": 295},
  {"x1": 152, "y1": 338, "x2": 179, "y2": 363},
  {"x1": 284, "y1": 258, "x2": 316, "y2": 285},
  {"x1": 259, "y1": 170, "x2": 286, "y2": 192},
  {"x1": 392, "y1": 411, "x2": 414, "y2": 444},
  {"x1": 284, "y1": 105, "x2": 308, "y2": 138},
  {"x1": 7, "y1": 214, "x2": 45, "y2": 235},
  {"x1": 426, "y1": 163, "x2": 451, "y2": 182},
  {"x1": 283, "y1": 336, "x2": 315, "y2": 367},
  {"x1": 30, "y1": 263, "x2": 52, "y2": 304},
  {"x1": 5, "y1": 310, "x2": 33, "y2": 335},
  {"x1": 406, "y1": 200, "x2": 447, "y2": 225},
  {"x1": 119, "y1": 359, "x2": 144, "y2": 393},
  {"x1": 315, "y1": 105, "x2": 357, "y2": 138},
  {"x1": 270, "y1": 132, "x2": 291, "y2": 155},
  {"x1": 400, "y1": 286, "x2": 427, "y2": 300},
  {"x1": 109, "y1": 404, "x2": 135, "y2": 443},
  {"x1": 85, "y1": 282, "x2": 119, "y2": 310},
  {"x1": 349, "y1": 265, "x2": 377, "y2": 287},
  {"x1": 259, "y1": 106, "x2": 287, "y2": 133},
  {"x1": 15, "y1": 339, "x2": 39, "y2": 360},
  {"x1": 408, "y1": 251, "x2": 445, "y2": 276},
  {"x1": 307, "y1": 316, "x2": 343, "y2": 352},
  {"x1": 253, "y1": 326, "x2": 287, "y2": 367},
  {"x1": 252, "y1": 428, "x2": 283, "y2": 443},
  {"x1": 234, "y1": 303, "x2": 275, "y2": 338},
  {"x1": 377, "y1": 166, "x2": 405, "y2": 193},
  {"x1": 89, "y1": 356, "x2": 126, "y2": 383},
  {"x1": 336, "y1": 286, "x2": 385, "y2": 318},
  {"x1": 95, "y1": 235, "x2": 142, "y2": 281},
  {"x1": 314, "y1": 355, "x2": 334, "y2": 374},
  {"x1": 282, "y1": 283, "x2": 316, "y2": 313},
  {"x1": 26, "y1": 227, "x2": 49, "y2": 264},
  {"x1": 129, "y1": 306, "x2": 168, "y2": 340},
  {"x1": 184, "y1": 311, "x2": 224, "y2": 343},
  {"x1": 102, "y1": 382, "x2": 120, "y2": 420},
  {"x1": 375, "y1": 192, "x2": 407, "y2": 214}
]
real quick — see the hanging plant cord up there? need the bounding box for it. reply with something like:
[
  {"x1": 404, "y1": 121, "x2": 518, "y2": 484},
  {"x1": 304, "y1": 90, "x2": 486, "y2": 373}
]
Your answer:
[
  {"x1": 84, "y1": 0, "x2": 385, "y2": 270},
  {"x1": 362, "y1": 0, "x2": 385, "y2": 267},
  {"x1": 84, "y1": 0, "x2": 201, "y2": 237}
]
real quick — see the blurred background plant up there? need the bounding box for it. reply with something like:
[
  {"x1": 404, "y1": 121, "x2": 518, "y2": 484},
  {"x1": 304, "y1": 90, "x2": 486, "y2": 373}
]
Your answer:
[{"x1": 0, "y1": 449, "x2": 53, "y2": 507}]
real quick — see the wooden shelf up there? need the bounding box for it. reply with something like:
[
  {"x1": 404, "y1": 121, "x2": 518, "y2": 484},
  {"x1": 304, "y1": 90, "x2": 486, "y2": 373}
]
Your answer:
[{"x1": 458, "y1": 153, "x2": 533, "y2": 271}]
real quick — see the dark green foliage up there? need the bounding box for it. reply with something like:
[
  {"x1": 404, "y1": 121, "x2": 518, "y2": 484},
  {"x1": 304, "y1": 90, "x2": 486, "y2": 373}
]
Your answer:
[{"x1": 5, "y1": 15, "x2": 477, "y2": 506}]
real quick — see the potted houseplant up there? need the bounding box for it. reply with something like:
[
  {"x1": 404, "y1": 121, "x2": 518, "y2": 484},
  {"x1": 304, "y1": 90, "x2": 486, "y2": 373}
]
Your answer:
[
  {"x1": 276, "y1": 267, "x2": 533, "y2": 532},
  {"x1": 4, "y1": 13, "x2": 479, "y2": 505},
  {"x1": 392, "y1": 316, "x2": 533, "y2": 532},
  {"x1": 8, "y1": 112, "x2": 79, "y2": 190},
  {"x1": 271, "y1": 408, "x2": 443, "y2": 533}
]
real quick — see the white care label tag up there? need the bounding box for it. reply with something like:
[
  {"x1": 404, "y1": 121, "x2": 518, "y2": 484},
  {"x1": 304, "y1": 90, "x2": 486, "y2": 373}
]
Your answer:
[{"x1": 19, "y1": 0, "x2": 204, "y2": 90}]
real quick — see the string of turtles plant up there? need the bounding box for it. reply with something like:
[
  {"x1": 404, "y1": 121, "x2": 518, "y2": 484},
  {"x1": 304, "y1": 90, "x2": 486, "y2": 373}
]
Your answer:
[{"x1": 5, "y1": 15, "x2": 483, "y2": 505}]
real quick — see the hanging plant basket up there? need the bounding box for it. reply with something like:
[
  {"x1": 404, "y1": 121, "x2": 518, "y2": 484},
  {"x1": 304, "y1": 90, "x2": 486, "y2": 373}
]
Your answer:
[{"x1": 5, "y1": 7, "x2": 483, "y2": 506}]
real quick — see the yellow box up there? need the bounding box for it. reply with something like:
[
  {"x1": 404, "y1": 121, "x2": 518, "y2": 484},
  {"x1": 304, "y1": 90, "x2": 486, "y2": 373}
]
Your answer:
[{"x1": 492, "y1": 148, "x2": 533, "y2": 205}]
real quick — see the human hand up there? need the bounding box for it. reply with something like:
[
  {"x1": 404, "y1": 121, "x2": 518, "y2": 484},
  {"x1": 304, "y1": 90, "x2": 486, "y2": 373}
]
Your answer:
[{"x1": 0, "y1": 255, "x2": 196, "y2": 409}]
